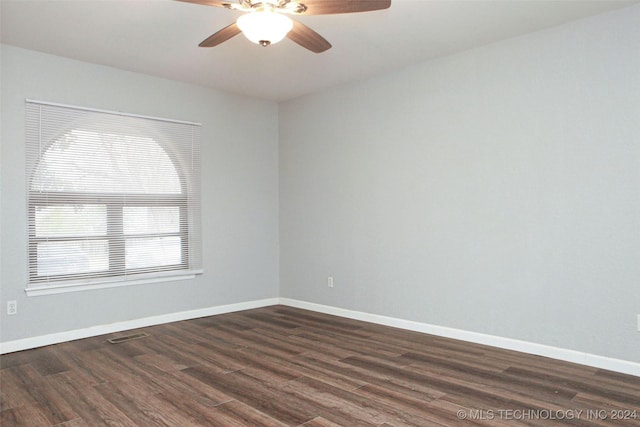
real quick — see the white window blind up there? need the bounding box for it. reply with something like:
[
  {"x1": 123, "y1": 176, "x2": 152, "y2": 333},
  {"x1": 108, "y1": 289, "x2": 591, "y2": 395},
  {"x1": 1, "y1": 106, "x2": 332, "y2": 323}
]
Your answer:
[{"x1": 26, "y1": 100, "x2": 202, "y2": 290}]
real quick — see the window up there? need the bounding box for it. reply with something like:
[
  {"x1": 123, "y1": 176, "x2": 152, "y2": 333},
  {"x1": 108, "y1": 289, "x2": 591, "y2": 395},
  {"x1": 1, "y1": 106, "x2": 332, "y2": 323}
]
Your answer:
[{"x1": 26, "y1": 100, "x2": 202, "y2": 293}]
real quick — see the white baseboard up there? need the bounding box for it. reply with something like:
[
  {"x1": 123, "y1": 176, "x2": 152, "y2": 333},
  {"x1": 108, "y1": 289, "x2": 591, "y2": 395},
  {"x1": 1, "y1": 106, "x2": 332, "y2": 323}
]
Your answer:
[
  {"x1": 3, "y1": 296, "x2": 638, "y2": 377},
  {"x1": 278, "y1": 298, "x2": 640, "y2": 377},
  {"x1": 0, "y1": 298, "x2": 279, "y2": 354}
]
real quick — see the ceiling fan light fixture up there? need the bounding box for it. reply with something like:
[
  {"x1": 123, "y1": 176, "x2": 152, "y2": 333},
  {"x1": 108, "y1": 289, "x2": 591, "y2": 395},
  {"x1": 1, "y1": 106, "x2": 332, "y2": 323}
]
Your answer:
[{"x1": 236, "y1": 9, "x2": 293, "y2": 46}]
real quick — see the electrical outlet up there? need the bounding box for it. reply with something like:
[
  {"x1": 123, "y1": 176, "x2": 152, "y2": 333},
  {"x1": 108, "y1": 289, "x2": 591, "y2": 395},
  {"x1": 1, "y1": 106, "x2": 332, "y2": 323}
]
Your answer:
[
  {"x1": 327, "y1": 276, "x2": 334, "y2": 288},
  {"x1": 7, "y1": 300, "x2": 17, "y2": 316},
  {"x1": 637, "y1": 314, "x2": 640, "y2": 332}
]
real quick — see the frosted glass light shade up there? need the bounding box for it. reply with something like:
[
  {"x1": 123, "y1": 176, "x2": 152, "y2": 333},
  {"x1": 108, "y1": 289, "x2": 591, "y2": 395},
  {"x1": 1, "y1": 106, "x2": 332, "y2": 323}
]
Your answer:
[{"x1": 237, "y1": 10, "x2": 293, "y2": 46}]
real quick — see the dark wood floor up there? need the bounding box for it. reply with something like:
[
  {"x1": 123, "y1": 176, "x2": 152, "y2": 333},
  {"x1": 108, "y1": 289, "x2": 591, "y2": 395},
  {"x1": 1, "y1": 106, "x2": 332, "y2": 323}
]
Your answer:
[{"x1": 1, "y1": 306, "x2": 639, "y2": 426}]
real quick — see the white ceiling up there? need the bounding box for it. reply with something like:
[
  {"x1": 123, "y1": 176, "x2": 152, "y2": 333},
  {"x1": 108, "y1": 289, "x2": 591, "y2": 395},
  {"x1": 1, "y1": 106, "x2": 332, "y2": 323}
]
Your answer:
[{"x1": 1, "y1": 0, "x2": 637, "y2": 101}]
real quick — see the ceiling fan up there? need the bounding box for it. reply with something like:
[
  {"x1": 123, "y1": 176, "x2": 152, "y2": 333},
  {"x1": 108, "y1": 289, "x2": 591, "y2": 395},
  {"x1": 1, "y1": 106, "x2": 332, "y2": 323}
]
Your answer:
[{"x1": 177, "y1": 0, "x2": 391, "y2": 53}]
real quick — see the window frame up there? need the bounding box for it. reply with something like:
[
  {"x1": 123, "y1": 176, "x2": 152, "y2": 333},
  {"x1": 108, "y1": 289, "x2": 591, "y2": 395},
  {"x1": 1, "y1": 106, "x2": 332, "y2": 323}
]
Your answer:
[
  {"x1": 25, "y1": 100, "x2": 202, "y2": 296},
  {"x1": 28, "y1": 192, "x2": 190, "y2": 284}
]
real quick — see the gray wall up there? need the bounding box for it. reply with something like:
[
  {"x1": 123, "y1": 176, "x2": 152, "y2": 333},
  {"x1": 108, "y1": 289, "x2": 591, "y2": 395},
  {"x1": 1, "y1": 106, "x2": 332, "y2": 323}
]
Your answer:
[
  {"x1": 1, "y1": 45, "x2": 279, "y2": 342},
  {"x1": 2, "y1": 5, "x2": 639, "y2": 365},
  {"x1": 279, "y1": 6, "x2": 640, "y2": 362}
]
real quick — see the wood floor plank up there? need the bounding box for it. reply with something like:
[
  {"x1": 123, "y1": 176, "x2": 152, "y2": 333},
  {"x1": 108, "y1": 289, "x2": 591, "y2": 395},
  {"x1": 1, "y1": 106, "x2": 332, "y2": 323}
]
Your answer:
[
  {"x1": 595, "y1": 368, "x2": 640, "y2": 385},
  {"x1": 3, "y1": 364, "x2": 78, "y2": 425},
  {"x1": 1, "y1": 367, "x2": 40, "y2": 411},
  {"x1": 285, "y1": 333, "x2": 359, "y2": 360},
  {"x1": 157, "y1": 321, "x2": 244, "y2": 351},
  {"x1": 295, "y1": 330, "x2": 403, "y2": 358},
  {"x1": 236, "y1": 328, "x2": 309, "y2": 358},
  {"x1": 300, "y1": 416, "x2": 344, "y2": 427},
  {"x1": 51, "y1": 418, "x2": 88, "y2": 427},
  {"x1": 504, "y1": 366, "x2": 640, "y2": 406},
  {"x1": 164, "y1": 327, "x2": 306, "y2": 385},
  {"x1": 239, "y1": 310, "x2": 304, "y2": 330},
  {"x1": 571, "y1": 393, "x2": 640, "y2": 427},
  {"x1": 72, "y1": 349, "x2": 164, "y2": 398},
  {"x1": 184, "y1": 365, "x2": 317, "y2": 426},
  {"x1": 403, "y1": 354, "x2": 579, "y2": 403},
  {"x1": 46, "y1": 345, "x2": 108, "y2": 387},
  {"x1": 131, "y1": 354, "x2": 234, "y2": 408},
  {"x1": 146, "y1": 390, "x2": 232, "y2": 427},
  {"x1": 128, "y1": 334, "x2": 221, "y2": 371},
  {"x1": 233, "y1": 349, "x2": 305, "y2": 384},
  {"x1": 273, "y1": 308, "x2": 372, "y2": 337},
  {"x1": 341, "y1": 355, "x2": 603, "y2": 426},
  {"x1": 92, "y1": 382, "x2": 177, "y2": 427},
  {"x1": 352, "y1": 383, "x2": 455, "y2": 427},
  {"x1": 293, "y1": 353, "x2": 448, "y2": 401},
  {"x1": 29, "y1": 353, "x2": 69, "y2": 377},
  {"x1": 2, "y1": 305, "x2": 639, "y2": 427},
  {"x1": 284, "y1": 375, "x2": 440, "y2": 427},
  {"x1": 209, "y1": 400, "x2": 290, "y2": 427},
  {"x1": 482, "y1": 349, "x2": 600, "y2": 378},
  {"x1": 399, "y1": 347, "x2": 510, "y2": 373},
  {"x1": 1, "y1": 404, "x2": 54, "y2": 427},
  {"x1": 46, "y1": 371, "x2": 137, "y2": 427},
  {"x1": 0, "y1": 349, "x2": 40, "y2": 370},
  {"x1": 244, "y1": 346, "x2": 367, "y2": 391}
]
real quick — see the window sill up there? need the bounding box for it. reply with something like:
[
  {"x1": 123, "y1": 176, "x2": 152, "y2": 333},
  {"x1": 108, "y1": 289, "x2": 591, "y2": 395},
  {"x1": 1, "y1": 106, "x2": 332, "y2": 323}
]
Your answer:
[{"x1": 25, "y1": 270, "x2": 204, "y2": 297}]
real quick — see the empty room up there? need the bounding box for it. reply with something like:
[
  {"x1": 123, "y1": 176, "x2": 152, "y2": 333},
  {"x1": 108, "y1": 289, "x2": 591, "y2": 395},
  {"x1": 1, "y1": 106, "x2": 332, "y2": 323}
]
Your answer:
[{"x1": 1, "y1": 0, "x2": 639, "y2": 425}]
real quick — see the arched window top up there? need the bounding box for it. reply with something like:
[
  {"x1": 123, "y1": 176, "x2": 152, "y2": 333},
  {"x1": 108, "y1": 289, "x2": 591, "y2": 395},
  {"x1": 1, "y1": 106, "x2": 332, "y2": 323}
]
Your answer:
[{"x1": 31, "y1": 129, "x2": 182, "y2": 195}]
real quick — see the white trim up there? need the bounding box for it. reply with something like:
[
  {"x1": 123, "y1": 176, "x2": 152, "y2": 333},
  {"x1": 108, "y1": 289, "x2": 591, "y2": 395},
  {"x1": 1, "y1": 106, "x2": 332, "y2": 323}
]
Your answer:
[
  {"x1": 25, "y1": 99, "x2": 202, "y2": 126},
  {"x1": 0, "y1": 298, "x2": 278, "y2": 354},
  {"x1": 278, "y1": 298, "x2": 640, "y2": 377},
  {"x1": 25, "y1": 270, "x2": 204, "y2": 297},
  {"x1": 3, "y1": 296, "x2": 638, "y2": 377}
]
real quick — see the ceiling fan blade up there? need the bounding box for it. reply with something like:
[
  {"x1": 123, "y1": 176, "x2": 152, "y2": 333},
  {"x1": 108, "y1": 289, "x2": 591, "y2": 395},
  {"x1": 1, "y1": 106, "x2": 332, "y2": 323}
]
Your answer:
[
  {"x1": 287, "y1": 20, "x2": 331, "y2": 53},
  {"x1": 298, "y1": 0, "x2": 391, "y2": 15},
  {"x1": 199, "y1": 23, "x2": 242, "y2": 47},
  {"x1": 175, "y1": 0, "x2": 233, "y2": 8}
]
